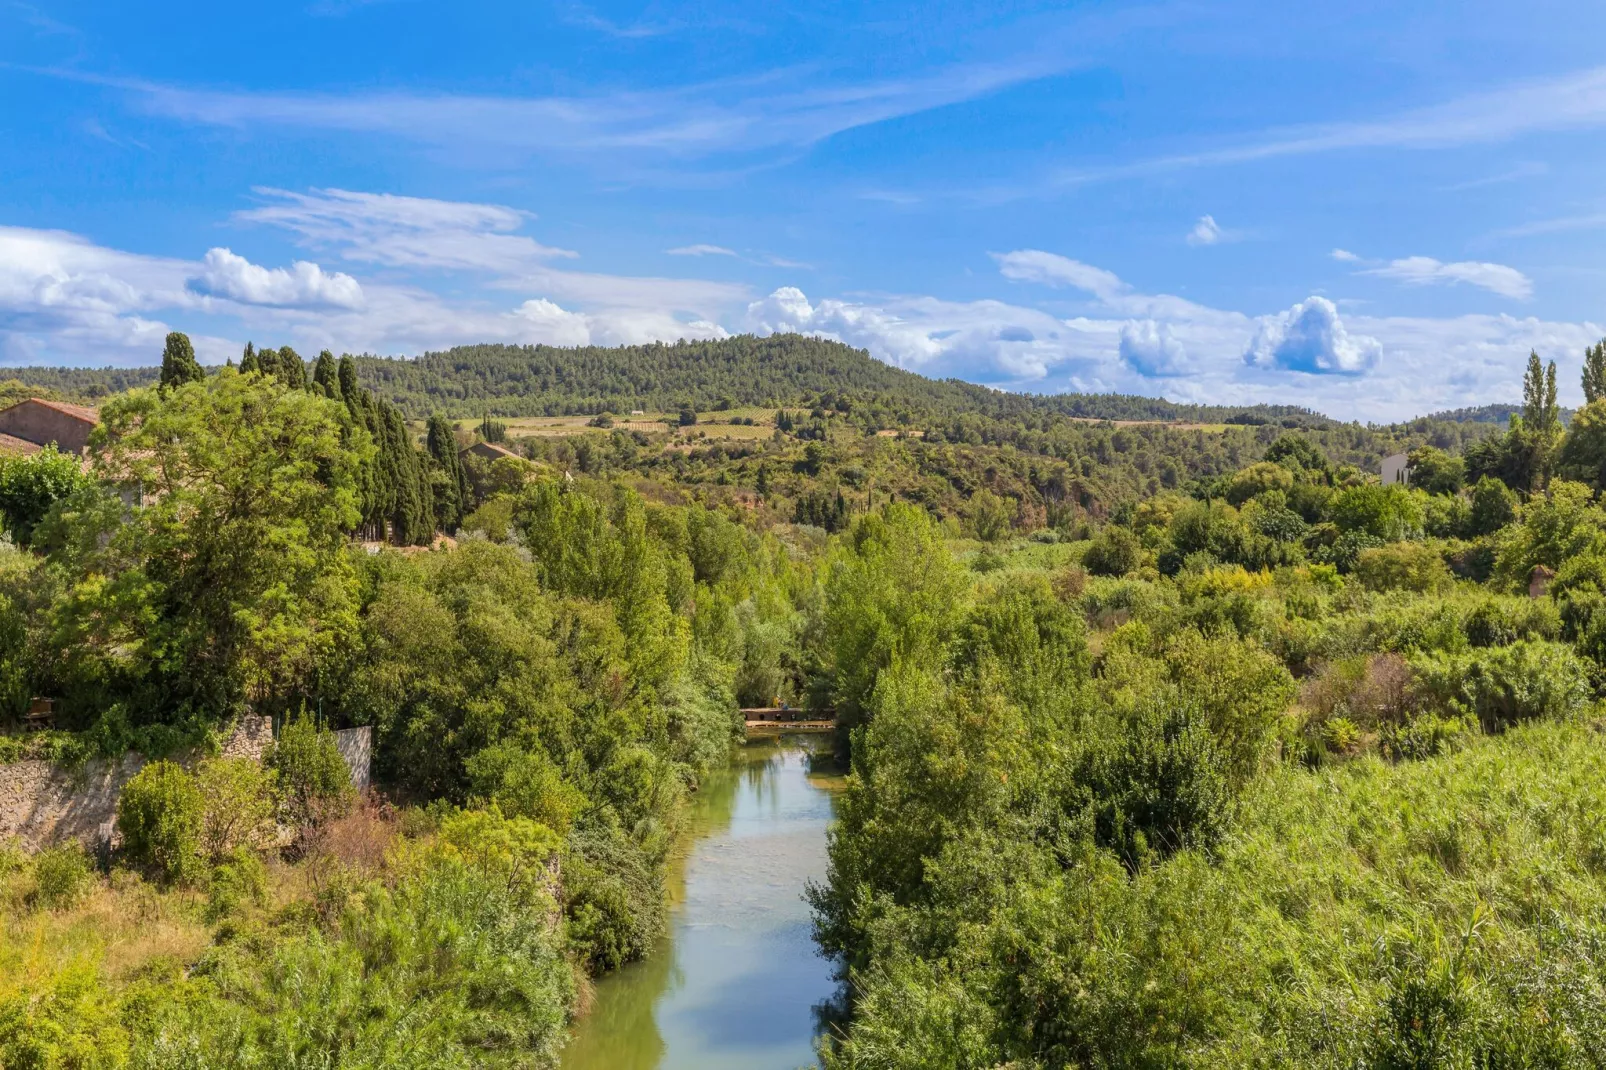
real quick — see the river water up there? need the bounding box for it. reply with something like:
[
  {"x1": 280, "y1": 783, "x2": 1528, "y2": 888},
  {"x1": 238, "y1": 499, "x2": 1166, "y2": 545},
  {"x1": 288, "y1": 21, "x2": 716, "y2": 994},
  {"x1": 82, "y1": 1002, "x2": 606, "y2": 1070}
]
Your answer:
[{"x1": 561, "y1": 731, "x2": 844, "y2": 1070}]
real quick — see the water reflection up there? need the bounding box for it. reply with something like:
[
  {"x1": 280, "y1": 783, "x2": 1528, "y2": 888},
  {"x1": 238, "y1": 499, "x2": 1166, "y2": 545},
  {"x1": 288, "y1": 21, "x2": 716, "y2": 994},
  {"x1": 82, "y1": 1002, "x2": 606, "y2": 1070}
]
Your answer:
[{"x1": 561, "y1": 733, "x2": 844, "y2": 1070}]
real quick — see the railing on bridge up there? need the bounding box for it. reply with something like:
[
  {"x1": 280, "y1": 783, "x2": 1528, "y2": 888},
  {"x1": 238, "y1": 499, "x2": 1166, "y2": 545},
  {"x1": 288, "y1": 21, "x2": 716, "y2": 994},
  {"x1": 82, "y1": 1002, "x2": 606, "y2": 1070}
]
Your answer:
[{"x1": 740, "y1": 707, "x2": 835, "y2": 730}]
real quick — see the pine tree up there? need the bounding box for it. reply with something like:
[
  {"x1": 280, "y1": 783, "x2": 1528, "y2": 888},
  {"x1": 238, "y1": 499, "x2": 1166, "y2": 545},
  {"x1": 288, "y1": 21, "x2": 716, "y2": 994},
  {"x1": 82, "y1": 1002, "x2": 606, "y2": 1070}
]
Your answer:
[
  {"x1": 1585, "y1": 339, "x2": 1606, "y2": 405},
  {"x1": 159, "y1": 332, "x2": 205, "y2": 391}
]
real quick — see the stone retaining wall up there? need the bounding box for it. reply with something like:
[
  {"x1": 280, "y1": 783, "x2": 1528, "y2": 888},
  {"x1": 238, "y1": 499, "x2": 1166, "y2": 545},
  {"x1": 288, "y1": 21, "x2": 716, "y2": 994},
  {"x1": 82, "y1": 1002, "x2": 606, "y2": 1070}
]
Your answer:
[{"x1": 0, "y1": 716, "x2": 373, "y2": 851}]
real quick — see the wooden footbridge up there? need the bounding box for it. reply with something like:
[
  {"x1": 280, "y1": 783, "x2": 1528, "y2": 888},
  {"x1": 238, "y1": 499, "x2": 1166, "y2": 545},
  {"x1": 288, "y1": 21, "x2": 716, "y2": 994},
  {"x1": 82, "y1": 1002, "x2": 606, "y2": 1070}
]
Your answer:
[{"x1": 741, "y1": 707, "x2": 835, "y2": 733}]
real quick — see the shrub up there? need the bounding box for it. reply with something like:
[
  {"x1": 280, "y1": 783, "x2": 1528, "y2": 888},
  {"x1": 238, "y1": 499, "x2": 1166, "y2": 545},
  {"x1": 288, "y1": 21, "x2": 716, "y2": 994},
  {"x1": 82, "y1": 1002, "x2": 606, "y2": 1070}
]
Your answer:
[
  {"x1": 116, "y1": 760, "x2": 203, "y2": 883},
  {"x1": 1083, "y1": 525, "x2": 1142, "y2": 576},
  {"x1": 1069, "y1": 702, "x2": 1234, "y2": 869},
  {"x1": 32, "y1": 843, "x2": 93, "y2": 910},
  {"x1": 466, "y1": 742, "x2": 587, "y2": 834},
  {"x1": 1354, "y1": 542, "x2": 1452, "y2": 593},
  {"x1": 1411, "y1": 641, "x2": 1590, "y2": 732},
  {"x1": 266, "y1": 717, "x2": 354, "y2": 830},
  {"x1": 1225, "y1": 462, "x2": 1294, "y2": 506},
  {"x1": 1464, "y1": 596, "x2": 1560, "y2": 648},
  {"x1": 195, "y1": 756, "x2": 277, "y2": 861},
  {"x1": 1327, "y1": 483, "x2": 1422, "y2": 542},
  {"x1": 205, "y1": 844, "x2": 268, "y2": 922}
]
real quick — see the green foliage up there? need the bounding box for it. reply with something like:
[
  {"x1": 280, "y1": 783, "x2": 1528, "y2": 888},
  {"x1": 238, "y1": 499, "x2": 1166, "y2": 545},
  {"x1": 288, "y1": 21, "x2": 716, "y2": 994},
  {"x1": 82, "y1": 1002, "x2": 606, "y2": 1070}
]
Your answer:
[
  {"x1": 1328, "y1": 483, "x2": 1422, "y2": 541},
  {"x1": 66, "y1": 371, "x2": 366, "y2": 721},
  {"x1": 1495, "y1": 480, "x2": 1606, "y2": 588},
  {"x1": 1557, "y1": 397, "x2": 1606, "y2": 489},
  {"x1": 32, "y1": 843, "x2": 94, "y2": 910},
  {"x1": 1468, "y1": 474, "x2": 1518, "y2": 536},
  {"x1": 158, "y1": 331, "x2": 204, "y2": 391},
  {"x1": 265, "y1": 717, "x2": 354, "y2": 829},
  {"x1": 116, "y1": 760, "x2": 204, "y2": 884},
  {"x1": 1585, "y1": 337, "x2": 1606, "y2": 404},
  {"x1": 1083, "y1": 524, "x2": 1141, "y2": 576},
  {"x1": 194, "y1": 756, "x2": 277, "y2": 861},
  {"x1": 1410, "y1": 640, "x2": 1590, "y2": 731},
  {"x1": 205, "y1": 844, "x2": 268, "y2": 921},
  {"x1": 1224, "y1": 460, "x2": 1293, "y2": 504},
  {"x1": 823, "y1": 504, "x2": 965, "y2": 726},
  {"x1": 0, "y1": 445, "x2": 92, "y2": 546},
  {"x1": 1406, "y1": 444, "x2": 1464, "y2": 495},
  {"x1": 1355, "y1": 541, "x2": 1453, "y2": 593}
]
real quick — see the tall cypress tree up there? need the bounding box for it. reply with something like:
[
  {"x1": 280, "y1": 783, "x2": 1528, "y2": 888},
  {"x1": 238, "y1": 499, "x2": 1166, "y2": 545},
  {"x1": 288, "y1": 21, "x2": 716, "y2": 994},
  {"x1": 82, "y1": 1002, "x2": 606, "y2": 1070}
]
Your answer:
[
  {"x1": 1585, "y1": 339, "x2": 1606, "y2": 405},
  {"x1": 312, "y1": 350, "x2": 341, "y2": 400},
  {"x1": 277, "y1": 346, "x2": 308, "y2": 391},
  {"x1": 338, "y1": 355, "x2": 360, "y2": 403},
  {"x1": 239, "y1": 342, "x2": 259, "y2": 374},
  {"x1": 159, "y1": 332, "x2": 205, "y2": 391},
  {"x1": 426, "y1": 414, "x2": 468, "y2": 532}
]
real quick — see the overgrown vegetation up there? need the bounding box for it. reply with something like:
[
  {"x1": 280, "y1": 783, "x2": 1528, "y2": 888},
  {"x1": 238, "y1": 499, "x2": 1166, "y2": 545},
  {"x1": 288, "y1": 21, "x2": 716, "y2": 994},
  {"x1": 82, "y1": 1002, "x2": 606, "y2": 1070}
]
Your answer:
[{"x1": 5, "y1": 333, "x2": 1606, "y2": 1065}]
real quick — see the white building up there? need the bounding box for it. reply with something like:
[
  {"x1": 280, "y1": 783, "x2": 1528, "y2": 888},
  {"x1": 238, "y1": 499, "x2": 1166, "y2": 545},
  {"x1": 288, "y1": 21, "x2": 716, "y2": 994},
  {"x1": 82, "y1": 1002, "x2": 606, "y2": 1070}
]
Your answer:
[{"x1": 1381, "y1": 453, "x2": 1411, "y2": 486}]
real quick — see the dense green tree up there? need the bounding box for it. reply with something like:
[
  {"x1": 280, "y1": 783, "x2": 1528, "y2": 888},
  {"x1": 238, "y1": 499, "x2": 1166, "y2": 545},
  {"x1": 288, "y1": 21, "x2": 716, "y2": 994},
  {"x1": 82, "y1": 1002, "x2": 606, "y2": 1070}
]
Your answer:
[
  {"x1": 1405, "y1": 444, "x2": 1464, "y2": 495},
  {"x1": 426, "y1": 413, "x2": 469, "y2": 532},
  {"x1": 60, "y1": 370, "x2": 368, "y2": 719},
  {"x1": 823, "y1": 503, "x2": 966, "y2": 727},
  {"x1": 312, "y1": 349, "x2": 341, "y2": 399},
  {"x1": 1468, "y1": 474, "x2": 1519, "y2": 536},
  {"x1": 158, "y1": 332, "x2": 205, "y2": 391},
  {"x1": 0, "y1": 445, "x2": 91, "y2": 546},
  {"x1": 1584, "y1": 338, "x2": 1606, "y2": 404},
  {"x1": 1557, "y1": 399, "x2": 1606, "y2": 489}
]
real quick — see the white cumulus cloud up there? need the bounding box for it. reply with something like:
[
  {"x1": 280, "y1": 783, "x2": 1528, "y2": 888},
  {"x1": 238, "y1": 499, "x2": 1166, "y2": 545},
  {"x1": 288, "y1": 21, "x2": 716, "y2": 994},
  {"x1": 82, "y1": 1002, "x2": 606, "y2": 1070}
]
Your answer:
[
  {"x1": 1243, "y1": 296, "x2": 1381, "y2": 376},
  {"x1": 1330, "y1": 248, "x2": 1360, "y2": 262},
  {"x1": 1362, "y1": 255, "x2": 1533, "y2": 300},
  {"x1": 1119, "y1": 320, "x2": 1189, "y2": 376},
  {"x1": 192, "y1": 247, "x2": 363, "y2": 308}
]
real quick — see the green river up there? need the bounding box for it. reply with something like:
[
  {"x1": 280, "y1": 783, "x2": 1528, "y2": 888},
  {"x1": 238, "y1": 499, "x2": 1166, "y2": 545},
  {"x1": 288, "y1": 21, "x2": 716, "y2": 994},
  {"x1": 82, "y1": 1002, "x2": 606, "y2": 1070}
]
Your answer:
[{"x1": 561, "y1": 731, "x2": 845, "y2": 1070}]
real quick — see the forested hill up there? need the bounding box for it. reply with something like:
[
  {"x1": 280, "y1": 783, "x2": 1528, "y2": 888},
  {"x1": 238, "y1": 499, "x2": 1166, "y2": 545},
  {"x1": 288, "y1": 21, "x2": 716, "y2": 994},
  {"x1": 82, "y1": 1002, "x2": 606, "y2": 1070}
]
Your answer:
[
  {"x1": 0, "y1": 335, "x2": 1325, "y2": 425},
  {"x1": 343, "y1": 336, "x2": 1328, "y2": 424}
]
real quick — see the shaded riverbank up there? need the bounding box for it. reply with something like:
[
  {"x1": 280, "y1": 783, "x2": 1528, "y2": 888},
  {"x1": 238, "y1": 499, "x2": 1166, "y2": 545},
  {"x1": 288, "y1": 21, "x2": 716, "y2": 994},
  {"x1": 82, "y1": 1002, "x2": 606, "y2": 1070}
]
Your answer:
[{"x1": 562, "y1": 732, "x2": 844, "y2": 1070}]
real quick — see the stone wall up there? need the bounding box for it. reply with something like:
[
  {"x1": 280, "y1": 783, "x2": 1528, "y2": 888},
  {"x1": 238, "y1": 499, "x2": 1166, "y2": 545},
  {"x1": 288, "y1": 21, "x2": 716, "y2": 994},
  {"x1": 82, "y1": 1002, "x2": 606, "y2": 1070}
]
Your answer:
[
  {"x1": 0, "y1": 716, "x2": 374, "y2": 852},
  {"x1": 334, "y1": 726, "x2": 372, "y2": 794},
  {"x1": 0, "y1": 754, "x2": 144, "y2": 851}
]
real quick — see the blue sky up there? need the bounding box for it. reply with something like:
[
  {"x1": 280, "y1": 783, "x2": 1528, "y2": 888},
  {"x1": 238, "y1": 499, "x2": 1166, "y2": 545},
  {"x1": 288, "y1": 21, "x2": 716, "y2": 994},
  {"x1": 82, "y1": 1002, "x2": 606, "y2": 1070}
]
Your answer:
[{"x1": 3, "y1": 0, "x2": 1606, "y2": 419}]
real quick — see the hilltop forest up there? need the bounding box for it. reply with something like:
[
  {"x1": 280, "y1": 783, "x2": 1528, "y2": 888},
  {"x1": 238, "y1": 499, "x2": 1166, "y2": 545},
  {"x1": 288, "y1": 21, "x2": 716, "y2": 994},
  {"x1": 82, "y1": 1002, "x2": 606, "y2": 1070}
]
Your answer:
[{"x1": 5, "y1": 333, "x2": 1606, "y2": 1066}]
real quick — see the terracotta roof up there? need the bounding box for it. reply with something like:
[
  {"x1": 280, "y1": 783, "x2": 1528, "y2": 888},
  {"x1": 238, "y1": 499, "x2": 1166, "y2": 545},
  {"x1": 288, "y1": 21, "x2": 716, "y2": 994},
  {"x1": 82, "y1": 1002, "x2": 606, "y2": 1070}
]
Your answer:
[
  {"x1": 0, "y1": 433, "x2": 42, "y2": 456},
  {"x1": 22, "y1": 398, "x2": 99, "y2": 424},
  {"x1": 460, "y1": 441, "x2": 520, "y2": 460}
]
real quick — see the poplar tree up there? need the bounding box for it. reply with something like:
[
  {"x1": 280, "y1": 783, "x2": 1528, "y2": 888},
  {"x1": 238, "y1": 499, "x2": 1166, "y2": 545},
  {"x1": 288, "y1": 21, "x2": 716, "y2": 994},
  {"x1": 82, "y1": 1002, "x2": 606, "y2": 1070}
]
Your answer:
[
  {"x1": 1585, "y1": 339, "x2": 1606, "y2": 405},
  {"x1": 159, "y1": 332, "x2": 205, "y2": 391}
]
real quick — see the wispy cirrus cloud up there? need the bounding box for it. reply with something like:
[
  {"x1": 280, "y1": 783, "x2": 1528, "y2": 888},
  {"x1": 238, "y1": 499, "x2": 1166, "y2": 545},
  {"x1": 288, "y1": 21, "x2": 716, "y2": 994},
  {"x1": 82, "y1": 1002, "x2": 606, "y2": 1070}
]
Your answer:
[
  {"x1": 50, "y1": 52, "x2": 1078, "y2": 166},
  {"x1": 666, "y1": 244, "x2": 737, "y2": 257},
  {"x1": 237, "y1": 187, "x2": 578, "y2": 271},
  {"x1": 1044, "y1": 65, "x2": 1606, "y2": 189}
]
